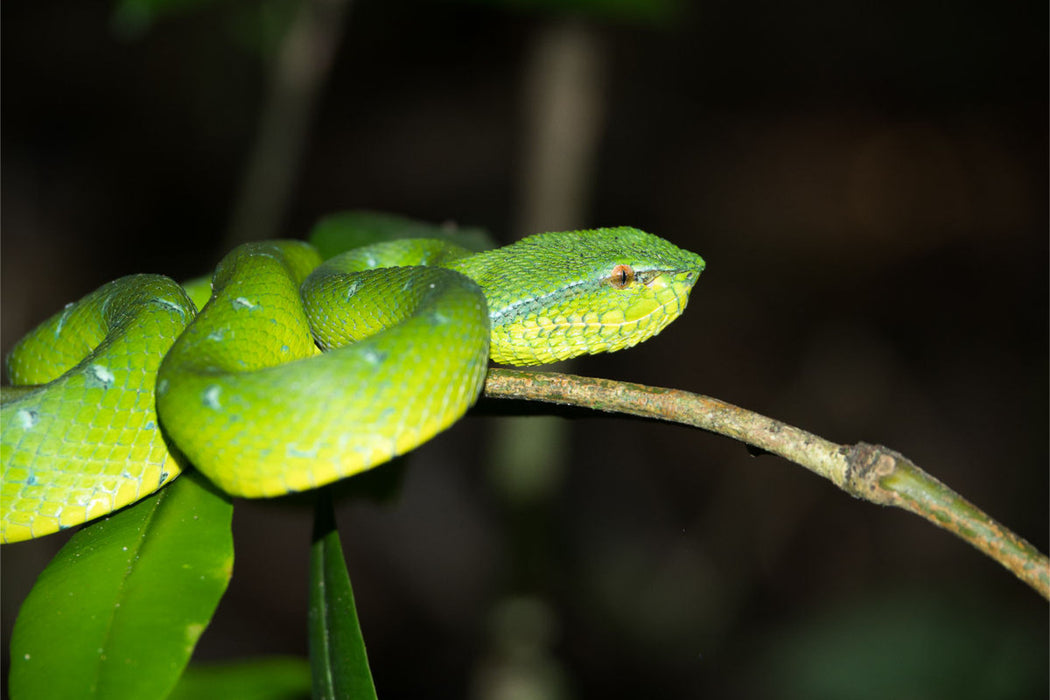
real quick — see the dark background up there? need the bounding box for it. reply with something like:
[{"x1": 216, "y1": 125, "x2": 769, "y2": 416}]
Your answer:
[{"x1": 2, "y1": 1, "x2": 1047, "y2": 698}]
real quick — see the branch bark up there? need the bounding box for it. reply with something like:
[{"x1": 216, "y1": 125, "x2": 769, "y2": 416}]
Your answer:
[{"x1": 481, "y1": 368, "x2": 1050, "y2": 600}]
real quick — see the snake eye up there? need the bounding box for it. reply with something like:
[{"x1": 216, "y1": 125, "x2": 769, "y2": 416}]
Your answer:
[{"x1": 609, "y1": 264, "x2": 634, "y2": 289}]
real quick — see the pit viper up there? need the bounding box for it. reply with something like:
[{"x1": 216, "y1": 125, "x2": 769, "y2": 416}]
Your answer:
[{"x1": 0, "y1": 225, "x2": 704, "y2": 543}]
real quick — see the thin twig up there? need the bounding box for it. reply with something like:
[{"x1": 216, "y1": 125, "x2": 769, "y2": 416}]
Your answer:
[{"x1": 482, "y1": 368, "x2": 1050, "y2": 600}]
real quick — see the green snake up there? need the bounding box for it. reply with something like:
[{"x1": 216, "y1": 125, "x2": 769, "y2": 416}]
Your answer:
[{"x1": 0, "y1": 225, "x2": 704, "y2": 543}]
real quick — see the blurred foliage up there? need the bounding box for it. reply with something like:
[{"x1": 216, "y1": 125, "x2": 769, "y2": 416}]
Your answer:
[
  {"x1": 112, "y1": 0, "x2": 220, "y2": 37},
  {"x1": 468, "y1": 0, "x2": 681, "y2": 24},
  {"x1": 112, "y1": 0, "x2": 680, "y2": 43},
  {"x1": 112, "y1": 0, "x2": 297, "y2": 57},
  {"x1": 750, "y1": 590, "x2": 1046, "y2": 700}
]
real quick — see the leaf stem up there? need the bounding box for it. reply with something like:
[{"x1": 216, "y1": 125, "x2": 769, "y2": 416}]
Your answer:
[{"x1": 309, "y1": 487, "x2": 377, "y2": 700}]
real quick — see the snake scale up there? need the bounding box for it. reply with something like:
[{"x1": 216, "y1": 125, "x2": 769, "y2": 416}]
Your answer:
[{"x1": 0, "y1": 225, "x2": 704, "y2": 543}]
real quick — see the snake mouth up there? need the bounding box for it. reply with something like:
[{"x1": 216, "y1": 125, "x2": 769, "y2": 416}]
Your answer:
[
  {"x1": 636, "y1": 260, "x2": 704, "y2": 287},
  {"x1": 636, "y1": 267, "x2": 702, "y2": 293},
  {"x1": 634, "y1": 268, "x2": 701, "y2": 287}
]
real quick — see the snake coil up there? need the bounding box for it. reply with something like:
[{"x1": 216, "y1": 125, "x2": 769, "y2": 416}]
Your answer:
[{"x1": 1, "y1": 226, "x2": 704, "y2": 542}]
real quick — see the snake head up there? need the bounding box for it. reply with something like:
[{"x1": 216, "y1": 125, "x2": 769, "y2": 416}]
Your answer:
[{"x1": 451, "y1": 227, "x2": 705, "y2": 366}]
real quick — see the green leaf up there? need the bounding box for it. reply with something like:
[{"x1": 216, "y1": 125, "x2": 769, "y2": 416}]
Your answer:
[
  {"x1": 308, "y1": 210, "x2": 495, "y2": 259},
  {"x1": 9, "y1": 470, "x2": 234, "y2": 700},
  {"x1": 169, "y1": 656, "x2": 312, "y2": 700},
  {"x1": 308, "y1": 489, "x2": 377, "y2": 700},
  {"x1": 181, "y1": 275, "x2": 213, "y2": 312}
]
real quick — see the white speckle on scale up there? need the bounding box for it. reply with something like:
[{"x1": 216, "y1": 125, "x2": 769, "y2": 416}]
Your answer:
[
  {"x1": 202, "y1": 386, "x2": 222, "y2": 409},
  {"x1": 232, "y1": 297, "x2": 257, "y2": 310},
  {"x1": 286, "y1": 444, "x2": 319, "y2": 459},
  {"x1": 88, "y1": 364, "x2": 115, "y2": 387},
  {"x1": 55, "y1": 304, "x2": 75, "y2": 336},
  {"x1": 16, "y1": 409, "x2": 37, "y2": 429},
  {"x1": 153, "y1": 297, "x2": 186, "y2": 318}
]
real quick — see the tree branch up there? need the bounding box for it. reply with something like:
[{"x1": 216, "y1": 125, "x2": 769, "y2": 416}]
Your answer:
[{"x1": 481, "y1": 368, "x2": 1050, "y2": 600}]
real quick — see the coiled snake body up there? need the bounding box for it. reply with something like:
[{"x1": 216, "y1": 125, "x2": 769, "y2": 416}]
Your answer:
[{"x1": 1, "y1": 227, "x2": 704, "y2": 542}]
